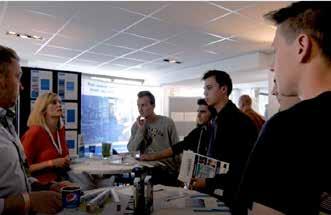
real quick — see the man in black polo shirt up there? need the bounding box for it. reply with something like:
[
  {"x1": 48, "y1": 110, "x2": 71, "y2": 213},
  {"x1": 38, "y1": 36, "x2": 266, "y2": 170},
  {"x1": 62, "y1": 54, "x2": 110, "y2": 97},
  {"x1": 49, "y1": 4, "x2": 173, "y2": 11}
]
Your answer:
[{"x1": 242, "y1": 2, "x2": 331, "y2": 214}]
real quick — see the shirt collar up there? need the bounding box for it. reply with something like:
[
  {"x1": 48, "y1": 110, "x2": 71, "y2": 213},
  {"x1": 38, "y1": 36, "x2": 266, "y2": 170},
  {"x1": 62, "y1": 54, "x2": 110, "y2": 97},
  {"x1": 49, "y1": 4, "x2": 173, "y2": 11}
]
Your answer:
[{"x1": 0, "y1": 107, "x2": 15, "y2": 120}]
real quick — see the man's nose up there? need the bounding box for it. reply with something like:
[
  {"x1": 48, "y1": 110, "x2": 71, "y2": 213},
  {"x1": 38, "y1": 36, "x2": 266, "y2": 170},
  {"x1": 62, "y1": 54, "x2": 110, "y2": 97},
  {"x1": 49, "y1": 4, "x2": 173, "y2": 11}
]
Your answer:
[{"x1": 19, "y1": 82, "x2": 24, "y2": 91}]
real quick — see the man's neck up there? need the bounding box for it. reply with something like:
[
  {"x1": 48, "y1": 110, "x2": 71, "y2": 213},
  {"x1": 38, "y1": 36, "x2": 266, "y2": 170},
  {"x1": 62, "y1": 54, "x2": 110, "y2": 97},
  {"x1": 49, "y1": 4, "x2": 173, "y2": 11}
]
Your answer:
[
  {"x1": 299, "y1": 60, "x2": 331, "y2": 100},
  {"x1": 146, "y1": 113, "x2": 157, "y2": 123},
  {"x1": 214, "y1": 97, "x2": 229, "y2": 113}
]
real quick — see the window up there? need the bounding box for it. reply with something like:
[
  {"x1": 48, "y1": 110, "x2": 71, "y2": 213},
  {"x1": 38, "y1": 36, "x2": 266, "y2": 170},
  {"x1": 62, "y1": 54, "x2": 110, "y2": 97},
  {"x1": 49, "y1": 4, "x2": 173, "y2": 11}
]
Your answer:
[{"x1": 81, "y1": 75, "x2": 161, "y2": 153}]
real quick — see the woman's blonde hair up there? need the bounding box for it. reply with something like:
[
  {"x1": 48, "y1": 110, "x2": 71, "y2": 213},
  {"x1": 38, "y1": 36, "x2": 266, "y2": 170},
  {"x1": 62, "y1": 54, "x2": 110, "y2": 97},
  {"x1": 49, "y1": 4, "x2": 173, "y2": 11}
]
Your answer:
[{"x1": 27, "y1": 92, "x2": 62, "y2": 128}]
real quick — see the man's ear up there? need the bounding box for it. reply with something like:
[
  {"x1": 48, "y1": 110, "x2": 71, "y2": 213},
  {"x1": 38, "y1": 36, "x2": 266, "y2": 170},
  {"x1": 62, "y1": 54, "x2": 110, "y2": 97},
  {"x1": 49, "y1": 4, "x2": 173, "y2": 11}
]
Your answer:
[
  {"x1": 220, "y1": 85, "x2": 227, "y2": 94},
  {"x1": 296, "y1": 33, "x2": 312, "y2": 63}
]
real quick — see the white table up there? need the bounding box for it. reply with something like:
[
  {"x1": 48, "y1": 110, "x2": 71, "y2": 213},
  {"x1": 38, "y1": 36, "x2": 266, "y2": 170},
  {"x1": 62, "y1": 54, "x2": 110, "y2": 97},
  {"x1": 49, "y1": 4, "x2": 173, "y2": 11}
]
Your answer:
[
  {"x1": 56, "y1": 185, "x2": 231, "y2": 215},
  {"x1": 116, "y1": 185, "x2": 231, "y2": 215},
  {"x1": 70, "y1": 155, "x2": 165, "y2": 175}
]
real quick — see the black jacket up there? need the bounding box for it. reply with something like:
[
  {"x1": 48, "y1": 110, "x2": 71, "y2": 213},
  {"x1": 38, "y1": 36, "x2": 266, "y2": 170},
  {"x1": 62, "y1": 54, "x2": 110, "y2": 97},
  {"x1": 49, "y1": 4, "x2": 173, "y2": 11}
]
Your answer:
[
  {"x1": 171, "y1": 124, "x2": 209, "y2": 155},
  {"x1": 205, "y1": 100, "x2": 257, "y2": 214}
]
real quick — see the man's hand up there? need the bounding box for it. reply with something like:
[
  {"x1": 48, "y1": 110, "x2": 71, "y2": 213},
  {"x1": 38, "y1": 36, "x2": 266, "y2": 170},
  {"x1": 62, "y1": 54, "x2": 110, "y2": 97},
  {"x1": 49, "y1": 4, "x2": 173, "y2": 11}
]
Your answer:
[
  {"x1": 140, "y1": 153, "x2": 156, "y2": 161},
  {"x1": 30, "y1": 191, "x2": 62, "y2": 214},
  {"x1": 190, "y1": 178, "x2": 206, "y2": 190},
  {"x1": 51, "y1": 156, "x2": 70, "y2": 168},
  {"x1": 136, "y1": 116, "x2": 146, "y2": 129}
]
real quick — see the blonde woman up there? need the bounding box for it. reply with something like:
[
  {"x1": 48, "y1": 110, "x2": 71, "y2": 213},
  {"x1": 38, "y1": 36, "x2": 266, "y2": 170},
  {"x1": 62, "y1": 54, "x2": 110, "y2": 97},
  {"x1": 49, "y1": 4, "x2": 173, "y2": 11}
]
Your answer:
[{"x1": 21, "y1": 92, "x2": 70, "y2": 184}]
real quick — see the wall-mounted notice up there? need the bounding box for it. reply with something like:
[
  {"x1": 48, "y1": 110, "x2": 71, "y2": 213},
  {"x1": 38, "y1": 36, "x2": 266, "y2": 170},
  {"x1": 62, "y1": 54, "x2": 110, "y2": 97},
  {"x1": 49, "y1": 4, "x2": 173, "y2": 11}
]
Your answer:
[
  {"x1": 30, "y1": 70, "x2": 53, "y2": 98},
  {"x1": 58, "y1": 73, "x2": 78, "y2": 100},
  {"x1": 63, "y1": 102, "x2": 78, "y2": 129},
  {"x1": 65, "y1": 130, "x2": 77, "y2": 155}
]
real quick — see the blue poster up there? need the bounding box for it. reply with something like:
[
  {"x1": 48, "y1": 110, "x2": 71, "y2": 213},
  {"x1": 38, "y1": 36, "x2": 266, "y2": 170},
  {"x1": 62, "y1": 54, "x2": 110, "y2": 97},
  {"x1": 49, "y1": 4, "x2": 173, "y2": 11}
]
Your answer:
[
  {"x1": 67, "y1": 139, "x2": 75, "y2": 149},
  {"x1": 40, "y1": 79, "x2": 50, "y2": 90},
  {"x1": 67, "y1": 109, "x2": 75, "y2": 123}
]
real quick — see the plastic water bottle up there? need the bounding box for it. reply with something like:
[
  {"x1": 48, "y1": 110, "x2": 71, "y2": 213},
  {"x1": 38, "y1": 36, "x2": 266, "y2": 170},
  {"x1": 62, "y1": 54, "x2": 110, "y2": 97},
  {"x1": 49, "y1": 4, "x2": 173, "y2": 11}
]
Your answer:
[
  {"x1": 144, "y1": 175, "x2": 153, "y2": 215},
  {"x1": 133, "y1": 177, "x2": 144, "y2": 215}
]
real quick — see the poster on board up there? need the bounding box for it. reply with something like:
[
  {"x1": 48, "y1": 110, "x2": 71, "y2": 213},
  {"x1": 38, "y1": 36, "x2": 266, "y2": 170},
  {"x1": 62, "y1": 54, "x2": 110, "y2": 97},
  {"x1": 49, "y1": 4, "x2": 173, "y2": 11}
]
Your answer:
[
  {"x1": 58, "y1": 73, "x2": 78, "y2": 100},
  {"x1": 65, "y1": 130, "x2": 77, "y2": 156},
  {"x1": 30, "y1": 70, "x2": 53, "y2": 98},
  {"x1": 63, "y1": 102, "x2": 78, "y2": 129}
]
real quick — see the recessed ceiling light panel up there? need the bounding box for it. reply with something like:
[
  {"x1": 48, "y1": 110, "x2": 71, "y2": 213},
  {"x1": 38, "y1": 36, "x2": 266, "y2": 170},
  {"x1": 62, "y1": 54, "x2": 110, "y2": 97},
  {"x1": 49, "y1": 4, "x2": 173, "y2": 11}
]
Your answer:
[
  {"x1": 6, "y1": 31, "x2": 43, "y2": 41},
  {"x1": 163, "y1": 58, "x2": 182, "y2": 64}
]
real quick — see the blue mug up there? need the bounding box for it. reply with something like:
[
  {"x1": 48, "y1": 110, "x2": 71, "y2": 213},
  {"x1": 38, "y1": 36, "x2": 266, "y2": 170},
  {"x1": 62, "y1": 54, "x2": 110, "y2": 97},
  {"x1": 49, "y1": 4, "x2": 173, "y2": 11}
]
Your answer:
[{"x1": 61, "y1": 186, "x2": 81, "y2": 208}]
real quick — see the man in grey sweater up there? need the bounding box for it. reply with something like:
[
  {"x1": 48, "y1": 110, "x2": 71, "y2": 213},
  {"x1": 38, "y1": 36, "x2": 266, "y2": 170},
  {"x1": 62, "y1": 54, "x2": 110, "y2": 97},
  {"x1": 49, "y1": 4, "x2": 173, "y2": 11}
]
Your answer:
[{"x1": 127, "y1": 91, "x2": 180, "y2": 185}]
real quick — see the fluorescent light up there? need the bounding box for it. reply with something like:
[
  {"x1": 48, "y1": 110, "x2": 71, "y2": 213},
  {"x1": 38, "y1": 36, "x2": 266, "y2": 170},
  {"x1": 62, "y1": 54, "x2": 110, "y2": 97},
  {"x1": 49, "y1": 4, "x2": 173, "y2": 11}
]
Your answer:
[
  {"x1": 90, "y1": 76, "x2": 112, "y2": 82},
  {"x1": 19, "y1": 34, "x2": 29, "y2": 39},
  {"x1": 112, "y1": 78, "x2": 144, "y2": 85},
  {"x1": 163, "y1": 58, "x2": 182, "y2": 64},
  {"x1": 6, "y1": 31, "x2": 43, "y2": 40},
  {"x1": 32, "y1": 35, "x2": 42, "y2": 40},
  {"x1": 90, "y1": 76, "x2": 144, "y2": 85}
]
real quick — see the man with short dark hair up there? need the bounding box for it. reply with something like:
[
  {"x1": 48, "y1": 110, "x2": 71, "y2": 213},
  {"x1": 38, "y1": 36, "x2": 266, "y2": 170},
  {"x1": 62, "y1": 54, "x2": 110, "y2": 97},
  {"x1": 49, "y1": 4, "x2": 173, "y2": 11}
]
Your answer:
[
  {"x1": 242, "y1": 2, "x2": 331, "y2": 214},
  {"x1": 192, "y1": 70, "x2": 257, "y2": 215},
  {"x1": 127, "y1": 90, "x2": 180, "y2": 185},
  {"x1": 0, "y1": 45, "x2": 62, "y2": 214},
  {"x1": 140, "y1": 98, "x2": 215, "y2": 161}
]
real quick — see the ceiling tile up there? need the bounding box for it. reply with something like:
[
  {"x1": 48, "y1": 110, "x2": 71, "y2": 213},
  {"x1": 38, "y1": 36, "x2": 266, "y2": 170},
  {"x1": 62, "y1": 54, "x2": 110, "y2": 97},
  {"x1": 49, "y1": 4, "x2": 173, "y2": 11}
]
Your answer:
[
  {"x1": 98, "y1": 63, "x2": 126, "y2": 72},
  {"x1": 108, "y1": 1, "x2": 168, "y2": 16},
  {"x1": 106, "y1": 33, "x2": 157, "y2": 50},
  {"x1": 47, "y1": 34, "x2": 97, "y2": 51},
  {"x1": 126, "y1": 18, "x2": 184, "y2": 41},
  {"x1": 205, "y1": 13, "x2": 257, "y2": 37},
  {"x1": 154, "y1": 2, "x2": 228, "y2": 27},
  {"x1": 58, "y1": 18, "x2": 118, "y2": 44},
  {"x1": 38, "y1": 46, "x2": 81, "y2": 59},
  {"x1": 68, "y1": 59, "x2": 101, "y2": 67},
  {"x1": 143, "y1": 42, "x2": 184, "y2": 56},
  {"x1": 75, "y1": 52, "x2": 115, "y2": 64},
  {"x1": 165, "y1": 31, "x2": 221, "y2": 49},
  {"x1": 75, "y1": 4, "x2": 143, "y2": 32},
  {"x1": 205, "y1": 38, "x2": 270, "y2": 59},
  {"x1": 210, "y1": 1, "x2": 257, "y2": 11},
  {"x1": 30, "y1": 54, "x2": 68, "y2": 64},
  {"x1": 111, "y1": 58, "x2": 142, "y2": 67},
  {"x1": 124, "y1": 51, "x2": 162, "y2": 62},
  {"x1": 90, "y1": 44, "x2": 132, "y2": 57}
]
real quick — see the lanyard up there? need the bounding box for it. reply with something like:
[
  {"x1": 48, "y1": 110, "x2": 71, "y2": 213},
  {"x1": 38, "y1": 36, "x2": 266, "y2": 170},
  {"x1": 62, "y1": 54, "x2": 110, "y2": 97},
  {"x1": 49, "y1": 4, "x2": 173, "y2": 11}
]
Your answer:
[{"x1": 44, "y1": 125, "x2": 62, "y2": 155}]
